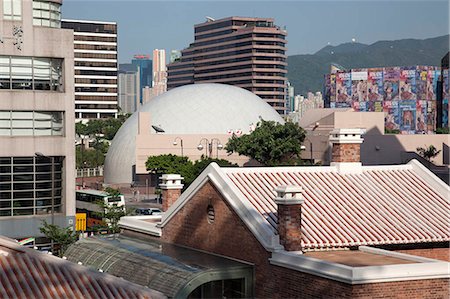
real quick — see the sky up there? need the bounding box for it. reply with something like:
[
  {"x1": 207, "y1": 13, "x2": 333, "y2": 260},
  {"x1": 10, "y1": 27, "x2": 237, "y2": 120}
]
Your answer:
[{"x1": 62, "y1": 0, "x2": 449, "y2": 63}]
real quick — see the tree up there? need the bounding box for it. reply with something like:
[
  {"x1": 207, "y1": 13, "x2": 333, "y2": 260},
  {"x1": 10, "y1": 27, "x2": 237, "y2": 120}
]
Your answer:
[
  {"x1": 416, "y1": 145, "x2": 441, "y2": 164},
  {"x1": 96, "y1": 187, "x2": 127, "y2": 235},
  {"x1": 225, "y1": 120, "x2": 306, "y2": 166},
  {"x1": 146, "y1": 154, "x2": 195, "y2": 185},
  {"x1": 192, "y1": 157, "x2": 237, "y2": 175},
  {"x1": 39, "y1": 220, "x2": 78, "y2": 257}
]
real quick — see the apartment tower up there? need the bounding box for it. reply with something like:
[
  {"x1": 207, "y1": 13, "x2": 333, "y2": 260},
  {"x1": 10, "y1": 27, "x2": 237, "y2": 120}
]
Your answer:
[
  {"x1": 148, "y1": 49, "x2": 167, "y2": 101},
  {"x1": 62, "y1": 19, "x2": 118, "y2": 120},
  {"x1": 167, "y1": 17, "x2": 288, "y2": 114},
  {"x1": 0, "y1": 0, "x2": 75, "y2": 246}
]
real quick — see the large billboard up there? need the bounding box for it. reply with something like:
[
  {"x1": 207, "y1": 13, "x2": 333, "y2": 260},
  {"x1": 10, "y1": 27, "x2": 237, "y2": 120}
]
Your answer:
[{"x1": 327, "y1": 65, "x2": 441, "y2": 134}]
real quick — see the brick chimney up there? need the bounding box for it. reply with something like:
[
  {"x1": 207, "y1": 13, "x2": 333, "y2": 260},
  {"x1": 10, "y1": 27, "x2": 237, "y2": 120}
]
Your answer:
[
  {"x1": 274, "y1": 185, "x2": 304, "y2": 252},
  {"x1": 329, "y1": 128, "x2": 363, "y2": 163},
  {"x1": 159, "y1": 174, "x2": 183, "y2": 212}
]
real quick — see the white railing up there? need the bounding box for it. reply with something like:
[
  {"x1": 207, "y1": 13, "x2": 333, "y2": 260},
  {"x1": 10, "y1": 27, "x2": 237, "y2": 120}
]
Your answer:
[{"x1": 76, "y1": 166, "x2": 104, "y2": 178}]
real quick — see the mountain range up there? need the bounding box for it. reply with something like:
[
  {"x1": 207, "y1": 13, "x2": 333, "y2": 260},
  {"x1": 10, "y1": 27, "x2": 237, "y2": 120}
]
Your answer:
[{"x1": 287, "y1": 35, "x2": 449, "y2": 96}]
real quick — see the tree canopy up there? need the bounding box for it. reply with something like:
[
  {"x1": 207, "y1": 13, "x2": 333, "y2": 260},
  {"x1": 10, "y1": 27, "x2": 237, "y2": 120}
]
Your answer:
[
  {"x1": 39, "y1": 220, "x2": 78, "y2": 257},
  {"x1": 145, "y1": 154, "x2": 237, "y2": 187},
  {"x1": 416, "y1": 145, "x2": 441, "y2": 163},
  {"x1": 225, "y1": 120, "x2": 306, "y2": 166}
]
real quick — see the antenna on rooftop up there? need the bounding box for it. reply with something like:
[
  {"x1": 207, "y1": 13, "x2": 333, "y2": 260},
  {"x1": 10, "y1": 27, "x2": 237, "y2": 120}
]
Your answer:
[{"x1": 206, "y1": 16, "x2": 215, "y2": 22}]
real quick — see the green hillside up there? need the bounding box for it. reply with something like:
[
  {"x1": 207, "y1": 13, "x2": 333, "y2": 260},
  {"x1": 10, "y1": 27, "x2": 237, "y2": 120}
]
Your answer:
[{"x1": 287, "y1": 35, "x2": 449, "y2": 96}]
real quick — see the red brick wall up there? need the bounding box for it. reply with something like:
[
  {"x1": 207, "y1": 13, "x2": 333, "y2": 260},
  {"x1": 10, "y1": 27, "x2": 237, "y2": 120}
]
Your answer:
[
  {"x1": 332, "y1": 143, "x2": 361, "y2": 162},
  {"x1": 161, "y1": 188, "x2": 181, "y2": 211},
  {"x1": 161, "y1": 180, "x2": 449, "y2": 298},
  {"x1": 277, "y1": 203, "x2": 302, "y2": 251},
  {"x1": 395, "y1": 248, "x2": 450, "y2": 262}
]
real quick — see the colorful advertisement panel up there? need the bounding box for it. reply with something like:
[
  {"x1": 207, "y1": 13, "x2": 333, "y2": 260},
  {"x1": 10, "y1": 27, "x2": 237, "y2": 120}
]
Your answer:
[
  {"x1": 416, "y1": 100, "x2": 427, "y2": 134},
  {"x1": 399, "y1": 100, "x2": 416, "y2": 134},
  {"x1": 367, "y1": 69, "x2": 383, "y2": 102},
  {"x1": 383, "y1": 67, "x2": 400, "y2": 101},
  {"x1": 351, "y1": 69, "x2": 368, "y2": 102},
  {"x1": 443, "y1": 69, "x2": 449, "y2": 127},
  {"x1": 399, "y1": 68, "x2": 417, "y2": 100},
  {"x1": 336, "y1": 72, "x2": 352, "y2": 103},
  {"x1": 416, "y1": 67, "x2": 428, "y2": 101},
  {"x1": 383, "y1": 101, "x2": 400, "y2": 131}
]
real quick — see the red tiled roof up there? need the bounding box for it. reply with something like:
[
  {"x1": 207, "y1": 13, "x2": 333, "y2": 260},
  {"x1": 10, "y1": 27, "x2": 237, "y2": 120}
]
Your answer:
[
  {"x1": 224, "y1": 162, "x2": 450, "y2": 250},
  {"x1": 0, "y1": 237, "x2": 165, "y2": 299}
]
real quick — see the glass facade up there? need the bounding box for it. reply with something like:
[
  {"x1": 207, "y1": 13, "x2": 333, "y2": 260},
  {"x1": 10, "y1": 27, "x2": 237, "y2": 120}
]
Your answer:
[
  {"x1": 3, "y1": 0, "x2": 22, "y2": 21},
  {"x1": 0, "y1": 111, "x2": 64, "y2": 136},
  {"x1": 0, "y1": 156, "x2": 63, "y2": 217},
  {"x1": 0, "y1": 56, "x2": 63, "y2": 91},
  {"x1": 32, "y1": 1, "x2": 61, "y2": 28}
]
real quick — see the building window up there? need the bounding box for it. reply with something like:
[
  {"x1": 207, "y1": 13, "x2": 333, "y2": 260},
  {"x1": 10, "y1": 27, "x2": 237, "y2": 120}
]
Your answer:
[
  {"x1": 0, "y1": 56, "x2": 63, "y2": 91},
  {"x1": 32, "y1": 0, "x2": 61, "y2": 28},
  {"x1": 0, "y1": 156, "x2": 63, "y2": 217},
  {"x1": 0, "y1": 111, "x2": 64, "y2": 136},
  {"x1": 3, "y1": 0, "x2": 22, "y2": 21}
]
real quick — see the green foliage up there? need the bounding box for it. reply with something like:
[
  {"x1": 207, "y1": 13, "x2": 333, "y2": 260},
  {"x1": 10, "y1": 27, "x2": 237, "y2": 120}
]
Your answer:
[
  {"x1": 95, "y1": 187, "x2": 127, "y2": 235},
  {"x1": 416, "y1": 145, "x2": 441, "y2": 162},
  {"x1": 39, "y1": 220, "x2": 78, "y2": 257},
  {"x1": 435, "y1": 127, "x2": 449, "y2": 134},
  {"x1": 385, "y1": 128, "x2": 401, "y2": 134},
  {"x1": 225, "y1": 120, "x2": 306, "y2": 166},
  {"x1": 76, "y1": 147, "x2": 105, "y2": 168},
  {"x1": 145, "y1": 154, "x2": 237, "y2": 187}
]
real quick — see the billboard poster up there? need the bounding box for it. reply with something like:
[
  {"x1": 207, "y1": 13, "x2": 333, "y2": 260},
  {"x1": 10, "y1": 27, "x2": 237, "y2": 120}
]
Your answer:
[
  {"x1": 351, "y1": 69, "x2": 368, "y2": 102},
  {"x1": 367, "y1": 69, "x2": 383, "y2": 102},
  {"x1": 416, "y1": 100, "x2": 427, "y2": 133},
  {"x1": 336, "y1": 72, "x2": 352, "y2": 103},
  {"x1": 368, "y1": 101, "x2": 383, "y2": 112},
  {"x1": 399, "y1": 68, "x2": 417, "y2": 100},
  {"x1": 383, "y1": 100, "x2": 400, "y2": 131},
  {"x1": 427, "y1": 101, "x2": 436, "y2": 133},
  {"x1": 427, "y1": 69, "x2": 440, "y2": 101},
  {"x1": 399, "y1": 100, "x2": 416, "y2": 134},
  {"x1": 442, "y1": 99, "x2": 448, "y2": 129},
  {"x1": 443, "y1": 69, "x2": 449, "y2": 127},
  {"x1": 359, "y1": 101, "x2": 367, "y2": 112},
  {"x1": 383, "y1": 67, "x2": 400, "y2": 101},
  {"x1": 334, "y1": 102, "x2": 352, "y2": 108},
  {"x1": 330, "y1": 73, "x2": 336, "y2": 103},
  {"x1": 416, "y1": 68, "x2": 428, "y2": 101}
]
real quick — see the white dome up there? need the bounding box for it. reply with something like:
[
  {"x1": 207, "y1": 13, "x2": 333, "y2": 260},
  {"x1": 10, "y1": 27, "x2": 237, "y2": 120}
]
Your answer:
[{"x1": 104, "y1": 83, "x2": 284, "y2": 184}]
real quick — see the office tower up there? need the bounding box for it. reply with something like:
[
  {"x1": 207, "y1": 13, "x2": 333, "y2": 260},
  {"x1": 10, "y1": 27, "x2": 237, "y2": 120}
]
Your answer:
[
  {"x1": 61, "y1": 19, "x2": 118, "y2": 120},
  {"x1": 131, "y1": 54, "x2": 152, "y2": 104},
  {"x1": 0, "y1": 0, "x2": 75, "y2": 246},
  {"x1": 150, "y1": 49, "x2": 167, "y2": 99},
  {"x1": 167, "y1": 17, "x2": 288, "y2": 114},
  {"x1": 118, "y1": 71, "x2": 140, "y2": 114}
]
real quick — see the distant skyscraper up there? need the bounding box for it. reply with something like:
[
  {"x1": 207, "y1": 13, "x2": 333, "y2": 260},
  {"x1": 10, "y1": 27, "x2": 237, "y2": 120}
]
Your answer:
[
  {"x1": 118, "y1": 71, "x2": 139, "y2": 114},
  {"x1": 150, "y1": 49, "x2": 167, "y2": 99},
  {"x1": 62, "y1": 19, "x2": 118, "y2": 120},
  {"x1": 131, "y1": 55, "x2": 152, "y2": 104},
  {"x1": 167, "y1": 17, "x2": 288, "y2": 114}
]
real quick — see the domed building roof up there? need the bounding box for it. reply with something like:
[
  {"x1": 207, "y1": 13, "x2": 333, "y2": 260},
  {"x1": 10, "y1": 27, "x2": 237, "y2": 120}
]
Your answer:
[{"x1": 104, "y1": 83, "x2": 284, "y2": 184}]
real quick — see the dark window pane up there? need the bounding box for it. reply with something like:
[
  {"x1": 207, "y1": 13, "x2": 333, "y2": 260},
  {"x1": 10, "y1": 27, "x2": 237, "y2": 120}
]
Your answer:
[
  {"x1": 13, "y1": 165, "x2": 33, "y2": 173},
  {"x1": 35, "y1": 156, "x2": 51, "y2": 163},
  {"x1": 13, "y1": 183, "x2": 34, "y2": 190},
  {"x1": 0, "y1": 175, "x2": 11, "y2": 182},
  {"x1": 36, "y1": 165, "x2": 51, "y2": 172},
  {"x1": 0, "y1": 166, "x2": 11, "y2": 173},
  {"x1": 54, "y1": 188, "x2": 61, "y2": 196},
  {"x1": 13, "y1": 200, "x2": 34, "y2": 207},
  {"x1": 0, "y1": 192, "x2": 11, "y2": 199},
  {"x1": 0, "y1": 183, "x2": 11, "y2": 190},
  {"x1": 36, "y1": 190, "x2": 51, "y2": 198},
  {"x1": 13, "y1": 157, "x2": 33, "y2": 164},
  {"x1": 13, "y1": 208, "x2": 34, "y2": 216},
  {"x1": 0, "y1": 201, "x2": 11, "y2": 208},
  {"x1": 36, "y1": 207, "x2": 51, "y2": 215},
  {"x1": 13, "y1": 191, "x2": 34, "y2": 199},
  {"x1": 36, "y1": 181, "x2": 51, "y2": 189},
  {"x1": 14, "y1": 174, "x2": 34, "y2": 181},
  {"x1": 0, "y1": 209, "x2": 12, "y2": 216},
  {"x1": 0, "y1": 158, "x2": 11, "y2": 164},
  {"x1": 36, "y1": 199, "x2": 52, "y2": 206},
  {"x1": 36, "y1": 173, "x2": 51, "y2": 181},
  {"x1": 54, "y1": 172, "x2": 61, "y2": 180}
]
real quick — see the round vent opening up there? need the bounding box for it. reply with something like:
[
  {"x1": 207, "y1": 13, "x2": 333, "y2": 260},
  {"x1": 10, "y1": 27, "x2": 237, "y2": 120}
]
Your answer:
[{"x1": 207, "y1": 204, "x2": 215, "y2": 224}]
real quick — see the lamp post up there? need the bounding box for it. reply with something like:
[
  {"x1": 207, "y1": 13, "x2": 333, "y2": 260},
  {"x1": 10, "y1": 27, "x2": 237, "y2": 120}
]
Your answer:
[
  {"x1": 197, "y1": 138, "x2": 223, "y2": 158},
  {"x1": 173, "y1": 137, "x2": 184, "y2": 157}
]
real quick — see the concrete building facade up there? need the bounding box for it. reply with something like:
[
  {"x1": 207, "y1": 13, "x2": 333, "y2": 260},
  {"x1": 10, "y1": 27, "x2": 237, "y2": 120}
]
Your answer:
[
  {"x1": 0, "y1": 0, "x2": 75, "y2": 245},
  {"x1": 62, "y1": 18, "x2": 118, "y2": 120},
  {"x1": 167, "y1": 16, "x2": 288, "y2": 114},
  {"x1": 118, "y1": 70, "x2": 139, "y2": 114}
]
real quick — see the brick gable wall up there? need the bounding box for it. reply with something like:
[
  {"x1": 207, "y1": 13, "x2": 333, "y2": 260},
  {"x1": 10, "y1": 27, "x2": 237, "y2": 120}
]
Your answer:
[
  {"x1": 395, "y1": 248, "x2": 450, "y2": 262},
  {"x1": 161, "y1": 180, "x2": 449, "y2": 298}
]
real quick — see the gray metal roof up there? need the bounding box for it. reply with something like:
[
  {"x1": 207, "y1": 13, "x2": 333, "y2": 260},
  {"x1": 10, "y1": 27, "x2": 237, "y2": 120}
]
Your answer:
[{"x1": 64, "y1": 235, "x2": 253, "y2": 298}]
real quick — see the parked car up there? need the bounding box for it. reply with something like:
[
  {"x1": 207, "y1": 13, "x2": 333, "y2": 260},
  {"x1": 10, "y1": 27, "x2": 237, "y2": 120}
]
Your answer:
[{"x1": 135, "y1": 208, "x2": 162, "y2": 216}]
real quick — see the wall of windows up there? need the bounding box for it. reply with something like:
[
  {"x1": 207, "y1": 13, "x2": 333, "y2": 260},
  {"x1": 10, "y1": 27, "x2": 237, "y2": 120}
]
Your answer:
[
  {"x1": 32, "y1": 1, "x2": 61, "y2": 28},
  {"x1": 0, "y1": 156, "x2": 63, "y2": 217},
  {"x1": 0, "y1": 111, "x2": 64, "y2": 136},
  {"x1": 3, "y1": 0, "x2": 22, "y2": 21},
  {"x1": 0, "y1": 56, "x2": 63, "y2": 91}
]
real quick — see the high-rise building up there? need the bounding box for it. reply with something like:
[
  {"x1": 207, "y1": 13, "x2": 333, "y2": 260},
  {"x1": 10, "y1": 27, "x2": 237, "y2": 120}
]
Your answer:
[
  {"x1": 149, "y1": 49, "x2": 167, "y2": 99},
  {"x1": 131, "y1": 54, "x2": 152, "y2": 104},
  {"x1": 61, "y1": 19, "x2": 118, "y2": 120},
  {"x1": 0, "y1": 0, "x2": 75, "y2": 246},
  {"x1": 118, "y1": 71, "x2": 140, "y2": 114},
  {"x1": 167, "y1": 17, "x2": 288, "y2": 114}
]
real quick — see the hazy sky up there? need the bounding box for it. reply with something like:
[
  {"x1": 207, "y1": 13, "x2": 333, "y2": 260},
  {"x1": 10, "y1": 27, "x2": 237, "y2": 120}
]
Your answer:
[{"x1": 62, "y1": 0, "x2": 449, "y2": 63}]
